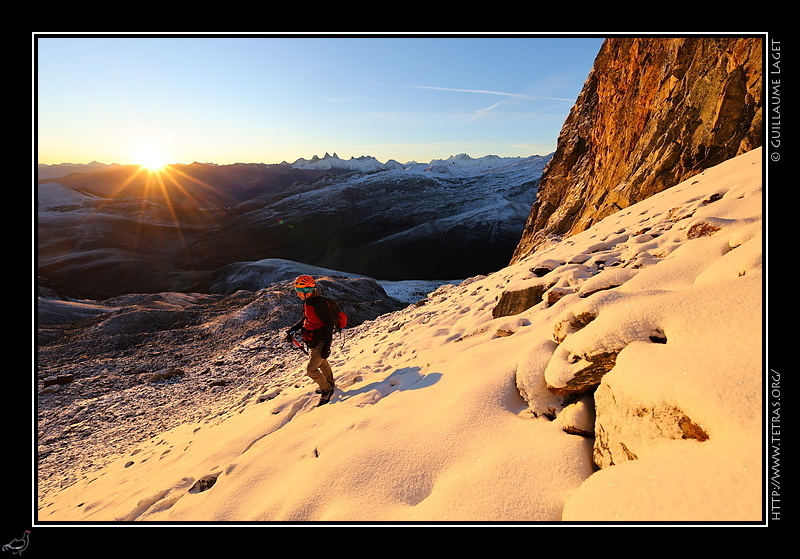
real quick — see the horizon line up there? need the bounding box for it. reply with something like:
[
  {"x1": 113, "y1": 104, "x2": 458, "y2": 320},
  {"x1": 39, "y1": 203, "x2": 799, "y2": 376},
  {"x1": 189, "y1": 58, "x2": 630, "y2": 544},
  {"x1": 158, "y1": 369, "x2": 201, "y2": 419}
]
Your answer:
[{"x1": 37, "y1": 150, "x2": 556, "y2": 168}]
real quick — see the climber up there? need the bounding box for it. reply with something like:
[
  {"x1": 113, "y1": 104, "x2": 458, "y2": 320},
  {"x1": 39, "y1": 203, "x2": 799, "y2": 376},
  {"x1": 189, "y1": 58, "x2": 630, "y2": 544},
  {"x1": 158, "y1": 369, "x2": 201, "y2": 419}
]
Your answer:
[{"x1": 285, "y1": 275, "x2": 337, "y2": 405}]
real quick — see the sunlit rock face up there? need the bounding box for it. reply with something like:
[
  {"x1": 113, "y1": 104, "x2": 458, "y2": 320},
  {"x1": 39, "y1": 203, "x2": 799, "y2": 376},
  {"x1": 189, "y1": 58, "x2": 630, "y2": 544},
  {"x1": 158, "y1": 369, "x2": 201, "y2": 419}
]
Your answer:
[{"x1": 512, "y1": 37, "x2": 763, "y2": 263}]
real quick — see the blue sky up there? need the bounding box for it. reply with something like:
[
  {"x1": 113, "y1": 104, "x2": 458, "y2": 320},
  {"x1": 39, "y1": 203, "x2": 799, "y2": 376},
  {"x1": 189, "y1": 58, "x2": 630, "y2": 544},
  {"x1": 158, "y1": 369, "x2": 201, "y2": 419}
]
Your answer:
[{"x1": 35, "y1": 34, "x2": 605, "y2": 166}]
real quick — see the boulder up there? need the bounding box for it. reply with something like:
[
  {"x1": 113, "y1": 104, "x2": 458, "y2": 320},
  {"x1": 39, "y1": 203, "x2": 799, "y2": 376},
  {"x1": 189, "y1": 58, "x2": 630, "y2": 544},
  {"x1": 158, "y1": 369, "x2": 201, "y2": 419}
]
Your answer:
[
  {"x1": 492, "y1": 284, "x2": 550, "y2": 318},
  {"x1": 42, "y1": 374, "x2": 75, "y2": 388},
  {"x1": 593, "y1": 380, "x2": 709, "y2": 468},
  {"x1": 547, "y1": 350, "x2": 619, "y2": 397}
]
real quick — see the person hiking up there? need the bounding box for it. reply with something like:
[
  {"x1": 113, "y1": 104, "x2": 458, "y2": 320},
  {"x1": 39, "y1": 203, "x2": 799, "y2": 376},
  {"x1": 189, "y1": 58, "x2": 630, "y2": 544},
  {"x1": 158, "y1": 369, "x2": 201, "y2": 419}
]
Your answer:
[{"x1": 285, "y1": 275, "x2": 337, "y2": 405}]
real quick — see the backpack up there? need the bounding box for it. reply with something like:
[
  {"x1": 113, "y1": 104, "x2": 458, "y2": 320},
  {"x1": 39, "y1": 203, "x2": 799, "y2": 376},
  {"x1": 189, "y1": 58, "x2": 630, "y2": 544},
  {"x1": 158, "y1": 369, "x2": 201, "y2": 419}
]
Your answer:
[{"x1": 326, "y1": 298, "x2": 348, "y2": 333}]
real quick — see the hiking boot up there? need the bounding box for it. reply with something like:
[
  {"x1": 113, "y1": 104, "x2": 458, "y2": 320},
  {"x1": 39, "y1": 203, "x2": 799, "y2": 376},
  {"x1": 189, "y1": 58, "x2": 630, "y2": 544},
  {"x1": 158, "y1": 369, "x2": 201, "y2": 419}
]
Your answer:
[
  {"x1": 318, "y1": 388, "x2": 334, "y2": 406},
  {"x1": 315, "y1": 382, "x2": 335, "y2": 394}
]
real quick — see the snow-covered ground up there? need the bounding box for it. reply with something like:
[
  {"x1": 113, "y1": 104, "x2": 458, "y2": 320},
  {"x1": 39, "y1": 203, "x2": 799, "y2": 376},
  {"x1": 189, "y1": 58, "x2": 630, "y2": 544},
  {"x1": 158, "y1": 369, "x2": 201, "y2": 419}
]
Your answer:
[{"x1": 38, "y1": 148, "x2": 763, "y2": 524}]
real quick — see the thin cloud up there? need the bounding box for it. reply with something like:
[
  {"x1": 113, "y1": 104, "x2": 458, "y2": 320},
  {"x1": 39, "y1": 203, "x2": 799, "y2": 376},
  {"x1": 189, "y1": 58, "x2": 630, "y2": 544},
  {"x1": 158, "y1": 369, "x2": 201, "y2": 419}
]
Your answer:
[
  {"x1": 406, "y1": 85, "x2": 573, "y2": 126},
  {"x1": 320, "y1": 96, "x2": 355, "y2": 103},
  {"x1": 409, "y1": 84, "x2": 572, "y2": 102}
]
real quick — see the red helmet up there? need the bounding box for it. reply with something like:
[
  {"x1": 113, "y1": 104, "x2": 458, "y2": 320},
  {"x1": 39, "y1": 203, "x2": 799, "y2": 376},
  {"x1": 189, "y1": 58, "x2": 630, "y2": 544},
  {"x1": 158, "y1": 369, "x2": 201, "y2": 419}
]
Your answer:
[{"x1": 294, "y1": 275, "x2": 316, "y2": 289}]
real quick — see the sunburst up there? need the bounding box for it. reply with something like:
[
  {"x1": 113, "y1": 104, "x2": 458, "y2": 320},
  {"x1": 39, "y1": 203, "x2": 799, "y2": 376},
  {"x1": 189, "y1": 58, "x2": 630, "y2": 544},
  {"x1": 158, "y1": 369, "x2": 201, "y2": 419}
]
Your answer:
[{"x1": 132, "y1": 145, "x2": 171, "y2": 173}]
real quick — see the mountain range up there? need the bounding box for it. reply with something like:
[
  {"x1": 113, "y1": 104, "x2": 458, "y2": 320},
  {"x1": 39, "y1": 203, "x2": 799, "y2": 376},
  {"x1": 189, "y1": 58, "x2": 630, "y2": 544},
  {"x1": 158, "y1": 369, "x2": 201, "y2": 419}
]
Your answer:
[{"x1": 37, "y1": 152, "x2": 550, "y2": 298}]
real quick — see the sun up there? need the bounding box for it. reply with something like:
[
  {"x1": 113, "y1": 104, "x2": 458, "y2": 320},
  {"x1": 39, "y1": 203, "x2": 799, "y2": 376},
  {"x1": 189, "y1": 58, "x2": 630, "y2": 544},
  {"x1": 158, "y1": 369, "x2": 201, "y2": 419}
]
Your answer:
[{"x1": 132, "y1": 146, "x2": 172, "y2": 172}]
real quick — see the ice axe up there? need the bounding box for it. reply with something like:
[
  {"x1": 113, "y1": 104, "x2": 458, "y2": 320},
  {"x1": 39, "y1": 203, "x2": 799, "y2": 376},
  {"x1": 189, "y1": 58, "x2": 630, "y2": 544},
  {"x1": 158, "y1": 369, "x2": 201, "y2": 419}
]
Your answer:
[{"x1": 285, "y1": 332, "x2": 308, "y2": 355}]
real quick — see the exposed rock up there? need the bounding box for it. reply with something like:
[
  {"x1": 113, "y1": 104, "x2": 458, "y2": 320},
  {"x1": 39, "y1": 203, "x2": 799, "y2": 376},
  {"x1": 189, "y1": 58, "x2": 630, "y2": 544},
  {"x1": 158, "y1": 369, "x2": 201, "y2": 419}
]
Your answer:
[
  {"x1": 42, "y1": 374, "x2": 75, "y2": 388},
  {"x1": 146, "y1": 368, "x2": 186, "y2": 383},
  {"x1": 593, "y1": 380, "x2": 710, "y2": 469},
  {"x1": 492, "y1": 284, "x2": 550, "y2": 318},
  {"x1": 548, "y1": 350, "x2": 619, "y2": 397},
  {"x1": 544, "y1": 287, "x2": 571, "y2": 307},
  {"x1": 555, "y1": 395, "x2": 596, "y2": 438},
  {"x1": 531, "y1": 260, "x2": 562, "y2": 277},
  {"x1": 512, "y1": 37, "x2": 762, "y2": 262},
  {"x1": 189, "y1": 473, "x2": 220, "y2": 494},
  {"x1": 686, "y1": 220, "x2": 722, "y2": 239},
  {"x1": 553, "y1": 311, "x2": 597, "y2": 344}
]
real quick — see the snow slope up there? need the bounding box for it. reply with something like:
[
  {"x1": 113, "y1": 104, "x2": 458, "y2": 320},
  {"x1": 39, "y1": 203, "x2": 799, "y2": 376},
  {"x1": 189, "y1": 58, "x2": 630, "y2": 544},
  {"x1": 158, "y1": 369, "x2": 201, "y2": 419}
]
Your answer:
[
  {"x1": 37, "y1": 181, "x2": 99, "y2": 210},
  {"x1": 38, "y1": 148, "x2": 763, "y2": 524},
  {"x1": 422, "y1": 153, "x2": 533, "y2": 175}
]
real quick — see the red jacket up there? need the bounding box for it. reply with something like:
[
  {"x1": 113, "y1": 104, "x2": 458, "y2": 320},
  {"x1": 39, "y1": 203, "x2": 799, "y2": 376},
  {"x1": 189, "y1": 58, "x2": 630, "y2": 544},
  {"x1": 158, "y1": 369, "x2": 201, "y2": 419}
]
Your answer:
[{"x1": 292, "y1": 295, "x2": 335, "y2": 347}]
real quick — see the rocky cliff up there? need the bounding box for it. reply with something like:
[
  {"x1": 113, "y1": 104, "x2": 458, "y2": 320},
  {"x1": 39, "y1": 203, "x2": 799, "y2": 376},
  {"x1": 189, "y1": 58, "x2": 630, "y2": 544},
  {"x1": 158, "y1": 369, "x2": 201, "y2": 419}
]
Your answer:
[{"x1": 512, "y1": 36, "x2": 763, "y2": 262}]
